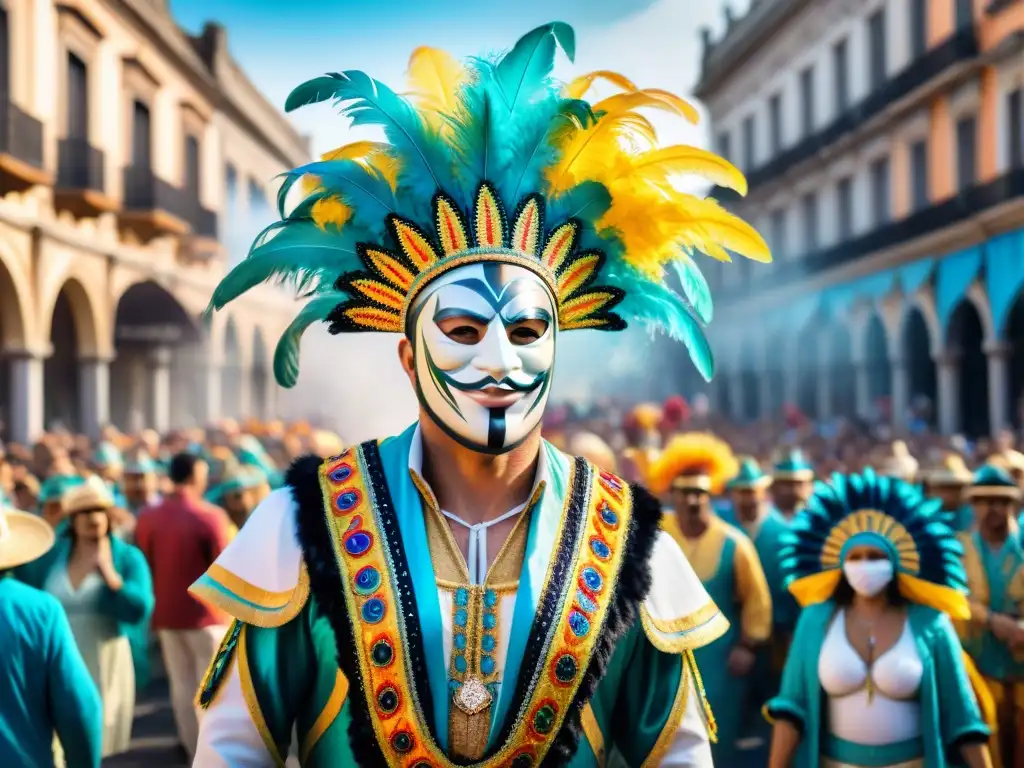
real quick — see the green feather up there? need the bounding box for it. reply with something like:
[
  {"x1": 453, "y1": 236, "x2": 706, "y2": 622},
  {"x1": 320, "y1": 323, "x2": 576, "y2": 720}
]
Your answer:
[
  {"x1": 670, "y1": 258, "x2": 713, "y2": 323},
  {"x1": 207, "y1": 223, "x2": 364, "y2": 313},
  {"x1": 284, "y1": 74, "x2": 348, "y2": 112},
  {"x1": 495, "y1": 23, "x2": 575, "y2": 113},
  {"x1": 273, "y1": 292, "x2": 348, "y2": 388}
]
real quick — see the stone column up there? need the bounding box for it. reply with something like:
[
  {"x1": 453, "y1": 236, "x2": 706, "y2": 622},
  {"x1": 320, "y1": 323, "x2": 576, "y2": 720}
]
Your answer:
[
  {"x1": 78, "y1": 357, "x2": 111, "y2": 440},
  {"x1": 854, "y1": 360, "x2": 872, "y2": 419},
  {"x1": 782, "y1": 367, "x2": 799, "y2": 410},
  {"x1": 936, "y1": 354, "x2": 961, "y2": 435},
  {"x1": 7, "y1": 352, "x2": 44, "y2": 444},
  {"x1": 890, "y1": 358, "x2": 909, "y2": 432},
  {"x1": 199, "y1": 360, "x2": 222, "y2": 427},
  {"x1": 728, "y1": 373, "x2": 745, "y2": 422},
  {"x1": 263, "y1": 368, "x2": 278, "y2": 420},
  {"x1": 237, "y1": 368, "x2": 253, "y2": 419},
  {"x1": 148, "y1": 347, "x2": 172, "y2": 434},
  {"x1": 985, "y1": 341, "x2": 1011, "y2": 434}
]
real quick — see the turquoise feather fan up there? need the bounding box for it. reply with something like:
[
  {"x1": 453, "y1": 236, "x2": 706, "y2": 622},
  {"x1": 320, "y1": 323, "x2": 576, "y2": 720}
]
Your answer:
[{"x1": 207, "y1": 22, "x2": 770, "y2": 388}]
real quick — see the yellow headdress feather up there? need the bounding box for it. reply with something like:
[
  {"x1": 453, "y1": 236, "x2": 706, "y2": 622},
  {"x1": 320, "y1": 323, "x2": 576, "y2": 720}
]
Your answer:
[{"x1": 648, "y1": 433, "x2": 738, "y2": 496}]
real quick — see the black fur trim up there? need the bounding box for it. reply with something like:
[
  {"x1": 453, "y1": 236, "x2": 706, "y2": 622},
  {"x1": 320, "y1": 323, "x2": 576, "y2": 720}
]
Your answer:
[
  {"x1": 538, "y1": 479, "x2": 663, "y2": 766},
  {"x1": 289, "y1": 452, "x2": 389, "y2": 768}
]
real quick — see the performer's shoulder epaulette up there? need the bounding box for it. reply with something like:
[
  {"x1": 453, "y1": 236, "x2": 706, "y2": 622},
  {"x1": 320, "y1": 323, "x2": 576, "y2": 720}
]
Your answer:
[
  {"x1": 639, "y1": 529, "x2": 730, "y2": 653},
  {"x1": 189, "y1": 486, "x2": 310, "y2": 628}
]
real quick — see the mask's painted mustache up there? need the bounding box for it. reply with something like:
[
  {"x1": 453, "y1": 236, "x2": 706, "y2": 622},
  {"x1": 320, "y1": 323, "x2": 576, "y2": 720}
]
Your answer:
[{"x1": 442, "y1": 373, "x2": 542, "y2": 393}]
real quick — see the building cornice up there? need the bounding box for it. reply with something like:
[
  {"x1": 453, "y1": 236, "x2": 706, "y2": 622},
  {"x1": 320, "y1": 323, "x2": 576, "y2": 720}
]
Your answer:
[{"x1": 103, "y1": 0, "x2": 309, "y2": 168}]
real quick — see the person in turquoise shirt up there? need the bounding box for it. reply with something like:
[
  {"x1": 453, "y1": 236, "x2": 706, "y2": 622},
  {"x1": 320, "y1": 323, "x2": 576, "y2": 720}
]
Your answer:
[
  {"x1": 16, "y1": 476, "x2": 155, "y2": 750},
  {"x1": 770, "y1": 449, "x2": 815, "y2": 523},
  {"x1": 205, "y1": 463, "x2": 263, "y2": 531},
  {"x1": 651, "y1": 434, "x2": 774, "y2": 766},
  {"x1": 727, "y1": 457, "x2": 797, "y2": 749},
  {"x1": 958, "y1": 464, "x2": 1024, "y2": 768},
  {"x1": 38, "y1": 474, "x2": 85, "y2": 529},
  {"x1": 0, "y1": 502, "x2": 103, "y2": 767},
  {"x1": 766, "y1": 469, "x2": 992, "y2": 768},
  {"x1": 920, "y1": 452, "x2": 974, "y2": 533}
]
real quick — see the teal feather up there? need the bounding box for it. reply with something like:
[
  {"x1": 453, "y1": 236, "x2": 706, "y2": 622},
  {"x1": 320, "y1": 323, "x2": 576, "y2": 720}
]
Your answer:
[
  {"x1": 670, "y1": 258, "x2": 713, "y2": 323},
  {"x1": 282, "y1": 159, "x2": 396, "y2": 231},
  {"x1": 494, "y1": 23, "x2": 575, "y2": 112},
  {"x1": 506, "y1": 98, "x2": 593, "y2": 204},
  {"x1": 545, "y1": 181, "x2": 611, "y2": 225},
  {"x1": 273, "y1": 292, "x2": 349, "y2": 388},
  {"x1": 207, "y1": 223, "x2": 365, "y2": 313},
  {"x1": 284, "y1": 74, "x2": 349, "y2": 112}
]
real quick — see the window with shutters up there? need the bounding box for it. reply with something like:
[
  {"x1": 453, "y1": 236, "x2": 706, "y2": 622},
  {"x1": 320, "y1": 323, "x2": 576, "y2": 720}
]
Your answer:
[
  {"x1": 956, "y1": 115, "x2": 977, "y2": 190},
  {"x1": 909, "y1": 0, "x2": 927, "y2": 60},
  {"x1": 131, "y1": 100, "x2": 151, "y2": 168},
  {"x1": 868, "y1": 10, "x2": 887, "y2": 92},
  {"x1": 800, "y1": 67, "x2": 815, "y2": 137},
  {"x1": 910, "y1": 139, "x2": 929, "y2": 211},
  {"x1": 0, "y1": 6, "x2": 9, "y2": 98},
  {"x1": 717, "y1": 131, "x2": 732, "y2": 163},
  {"x1": 770, "y1": 208, "x2": 787, "y2": 259},
  {"x1": 742, "y1": 115, "x2": 756, "y2": 170},
  {"x1": 1008, "y1": 90, "x2": 1022, "y2": 169},
  {"x1": 801, "y1": 192, "x2": 818, "y2": 253},
  {"x1": 66, "y1": 52, "x2": 88, "y2": 139},
  {"x1": 769, "y1": 92, "x2": 783, "y2": 155},
  {"x1": 833, "y1": 39, "x2": 850, "y2": 115},
  {"x1": 955, "y1": 0, "x2": 972, "y2": 29},
  {"x1": 185, "y1": 135, "x2": 200, "y2": 199},
  {"x1": 836, "y1": 177, "x2": 854, "y2": 240},
  {"x1": 870, "y1": 156, "x2": 891, "y2": 226}
]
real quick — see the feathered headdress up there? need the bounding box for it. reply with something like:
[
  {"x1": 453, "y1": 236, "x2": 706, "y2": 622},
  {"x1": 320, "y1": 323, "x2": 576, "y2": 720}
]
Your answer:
[
  {"x1": 206, "y1": 23, "x2": 769, "y2": 387},
  {"x1": 647, "y1": 432, "x2": 738, "y2": 496},
  {"x1": 779, "y1": 470, "x2": 969, "y2": 619}
]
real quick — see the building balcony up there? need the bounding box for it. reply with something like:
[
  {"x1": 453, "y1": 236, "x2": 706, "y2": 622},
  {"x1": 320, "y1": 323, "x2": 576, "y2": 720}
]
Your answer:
[
  {"x1": 0, "y1": 95, "x2": 50, "y2": 193},
  {"x1": 118, "y1": 166, "x2": 191, "y2": 241},
  {"x1": 55, "y1": 138, "x2": 117, "y2": 218},
  {"x1": 177, "y1": 202, "x2": 222, "y2": 262},
  {"x1": 716, "y1": 25, "x2": 980, "y2": 199},
  {"x1": 719, "y1": 167, "x2": 1024, "y2": 301}
]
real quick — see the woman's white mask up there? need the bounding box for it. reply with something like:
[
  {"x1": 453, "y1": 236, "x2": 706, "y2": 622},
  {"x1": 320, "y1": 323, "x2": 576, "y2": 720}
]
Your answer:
[
  {"x1": 842, "y1": 559, "x2": 895, "y2": 597},
  {"x1": 408, "y1": 261, "x2": 556, "y2": 454}
]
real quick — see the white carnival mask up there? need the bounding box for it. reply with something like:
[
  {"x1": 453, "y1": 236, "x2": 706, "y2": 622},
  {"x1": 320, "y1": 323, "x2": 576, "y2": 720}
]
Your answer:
[{"x1": 408, "y1": 261, "x2": 556, "y2": 453}]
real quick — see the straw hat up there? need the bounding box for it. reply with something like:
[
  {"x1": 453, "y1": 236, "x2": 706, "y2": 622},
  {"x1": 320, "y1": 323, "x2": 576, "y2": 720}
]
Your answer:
[
  {"x1": 0, "y1": 506, "x2": 55, "y2": 570},
  {"x1": 878, "y1": 440, "x2": 919, "y2": 481},
  {"x1": 922, "y1": 453, "x2": 973, "y2": 486},
  {"x1": 62, "y1": 476, "x2": 115, "y2": 516}
]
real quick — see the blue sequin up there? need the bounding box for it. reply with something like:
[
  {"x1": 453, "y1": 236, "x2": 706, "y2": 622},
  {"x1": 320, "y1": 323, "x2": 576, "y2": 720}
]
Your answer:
[
  {"x1": 576, "y1": 589, "x2": 598, "y2": 613},
  {"x1": 582, "y1": 567, "x2": 603, "y2": 593},
  {"x1": 590, "y1": 537, "x2": 611, "y2": 560},
  {"x1": 361, "y1": 598, "x2": 386, "y2": 624},
  {"x1": 568, "y1": 609, "x2": 590, "y2": 637},
  {"x1": 454, "y1": 654, "x2": 467, "y2": 673},
  {"x1": 484, "y1": 589, "x2": 498, "y2": 608},
  {"x1": 454, "y1": 609, "x2": 468, "y2": 628},
  {"x1": 454, "y1": 633, "x2": 467, "y2": 651},
  {"x1": 482, "y1": 612, "x2": 496, "y2": 630},
  {"x1": 600, "y1": 503, "x2": 618, "y2": 527},
  {"x1": 355, "y1": 566, "x2": 380, "y2": 595},
  {"x1": 481, "y1": 635, "x2": 496, "y2": 652},
  {"x1": 335, "y1": 490, "x2": 360, "y2": 512},
  {"x1": 345, "y1": 531, "x2": 372, "y2": 556},
  {"x1": 454, "y1": 588, "x2": 469, "y2": 607},
  {"x1": 329, "y1": 465, "x2": 352, "y2": 483},
  {"x1": 480, "y1": 655, "x2": 495, "y2": 675}
]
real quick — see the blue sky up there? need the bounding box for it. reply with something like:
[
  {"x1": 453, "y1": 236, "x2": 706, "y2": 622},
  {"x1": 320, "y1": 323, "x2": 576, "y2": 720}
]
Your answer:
[{"x1": 167, "y1": 0, "x2": 751, "y2": 433}]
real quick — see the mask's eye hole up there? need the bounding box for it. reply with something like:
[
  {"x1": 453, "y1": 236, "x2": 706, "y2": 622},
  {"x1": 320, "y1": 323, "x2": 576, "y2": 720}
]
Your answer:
[
  {"x1": 437, "y1": 316, "x2": 485, "y2": 345},
  {"x1": 507, "y1": 319, "x2": 548, "y2": 345}
]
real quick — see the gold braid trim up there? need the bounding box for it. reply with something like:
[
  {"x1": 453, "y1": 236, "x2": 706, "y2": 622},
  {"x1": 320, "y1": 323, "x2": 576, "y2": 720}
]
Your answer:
[
  {"x1": 189, "y1": 562, "x2": 310, "y2": 628},
  {"x1": 301, "y1": 670, "x2": 350, "y2": 763},
  {"x1": 641, "y1": 657, "x2": 691, "y2": 767},
  {"x1": 640, "y1": 603, "x2": 730, "y2": 652},
  {"x1": 580, "y1": 703, "x2": 605, "y2": 766},
  {"x1": 684, "y1": 649, "x2": 717, "y2": 744}
]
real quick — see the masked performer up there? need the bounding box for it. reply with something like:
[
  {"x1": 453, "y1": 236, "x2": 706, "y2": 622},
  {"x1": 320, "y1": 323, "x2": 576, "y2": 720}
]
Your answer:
[
  {"x1": 766, "y1": 470, "x2": 993, "y2": 768},
  {"x1": 653, "y1": 435, "x2": 773, "y2": 765},
  {"x1": 190, "y1": 21, "x2": 770, "y2": 767}
]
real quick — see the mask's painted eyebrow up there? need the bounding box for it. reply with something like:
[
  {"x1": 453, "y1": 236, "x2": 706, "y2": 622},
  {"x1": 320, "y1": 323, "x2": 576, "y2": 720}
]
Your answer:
[
  {"x1": 432, "y1": 307, "x2": 493, "y2": 324},
  {"x1": 504, "y1": 307, "x2": 552, "y2": 324}
]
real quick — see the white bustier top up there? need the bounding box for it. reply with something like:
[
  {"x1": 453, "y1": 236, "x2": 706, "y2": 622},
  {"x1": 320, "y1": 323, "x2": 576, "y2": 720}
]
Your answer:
[{"x1": 819, "y1": 609, "x2": 924, "y2": 745}]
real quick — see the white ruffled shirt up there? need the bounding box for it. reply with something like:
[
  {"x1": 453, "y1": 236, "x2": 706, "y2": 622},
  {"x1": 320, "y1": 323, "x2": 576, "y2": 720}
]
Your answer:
[{"x1": 194, "y1": 431, "x2": 712, "y2": 766}]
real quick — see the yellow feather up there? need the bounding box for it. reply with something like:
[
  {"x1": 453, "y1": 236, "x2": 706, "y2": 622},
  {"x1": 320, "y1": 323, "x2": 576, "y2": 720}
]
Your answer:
[
  {"x1": 311, "y1": 196, "x2": 352, "y2": 231},
  {"x1": 547, "y1": 110, "x2": 657, "y2": 192},
  {"x1": 624, "y1": 146, "x2": 748, "y2": 196},
  {"x1": 564, "y1": 70, "x2": 638, "y2": 100},
  {"x1": 406, "y1": 46, "x2": 465, "y2": 131},
  {"x1": 592, "y1": 90, "x2": 699, "y2": 126},
  {"x1": 301, "y1": 141, "x2": 387, "y2": 196}
]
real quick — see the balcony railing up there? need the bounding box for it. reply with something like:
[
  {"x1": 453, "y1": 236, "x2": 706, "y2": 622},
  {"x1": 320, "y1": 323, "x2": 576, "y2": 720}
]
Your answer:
[
  {"x1": 188, "y1": 203, "x2": 218, "y2": 238},
  {"x1": 719, "y1": 25, "x2": 980, "y2": 197},
  {"x1": 57, "y1": 137, "x2": 105, "y2": 192},
  {"x1": 122, "y1": 166, "x2": 188, "y2": 218},
  {"x1": 719, "y1": 167, "x2": 1024, "y2": 301},
  {"x1": 0, "y1": 94, "x2": 45, "y2": 171}
]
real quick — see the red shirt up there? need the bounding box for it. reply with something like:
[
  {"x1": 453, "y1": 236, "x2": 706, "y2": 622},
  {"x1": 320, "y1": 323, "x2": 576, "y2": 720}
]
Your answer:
[{"x1": 135, "y1": 491, "x2": 231, "y2": 630}]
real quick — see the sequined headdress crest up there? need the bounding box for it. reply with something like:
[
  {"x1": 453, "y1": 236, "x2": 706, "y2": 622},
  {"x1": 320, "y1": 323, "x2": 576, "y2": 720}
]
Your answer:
[
  {"x1": 779, "y1": 470, "x2": 969, "y2": 619},
  {"x1": 206, "y1": 23, "x2": 769, "y2": 387}
]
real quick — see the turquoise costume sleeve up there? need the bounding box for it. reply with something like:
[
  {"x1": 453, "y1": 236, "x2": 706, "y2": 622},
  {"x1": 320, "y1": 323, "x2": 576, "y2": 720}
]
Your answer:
[
  {"x1": 605, "y1": 628, "x2": 696, "y2": 767},
  {"x1": 45, "y1": 598, "x2": 103, "y2": 768},
  {"x1": 101, "y1": 542, "x2": 153, "y2": 625},
  {"x1": 929, "y1": 611, "x2": 989, "y2": 747},
  {"x1": 765, "y1": 603, "x2": 816, "y2": 730}
]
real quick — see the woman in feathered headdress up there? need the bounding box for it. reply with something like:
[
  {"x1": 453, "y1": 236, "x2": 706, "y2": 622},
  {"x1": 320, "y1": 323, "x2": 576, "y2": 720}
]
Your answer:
[
  {"x1": 651, "y1": 434, "x2": 772, "y2": 764},
  {"x1": 766, "y1": 470, "x2": 993, "y2": 768}
]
